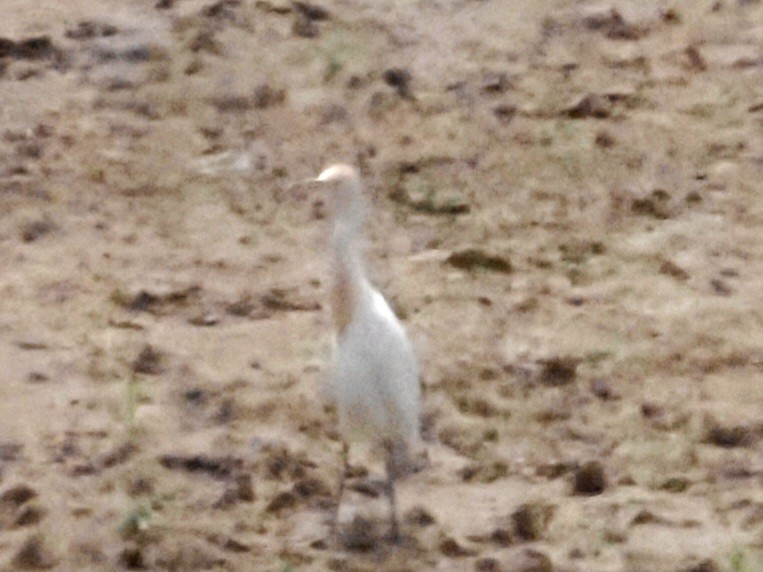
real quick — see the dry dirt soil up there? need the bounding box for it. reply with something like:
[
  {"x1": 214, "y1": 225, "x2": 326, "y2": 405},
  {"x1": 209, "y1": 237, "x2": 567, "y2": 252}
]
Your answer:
[{"x1": 1, "y1": 0, "x2": 763, "y2": 570}]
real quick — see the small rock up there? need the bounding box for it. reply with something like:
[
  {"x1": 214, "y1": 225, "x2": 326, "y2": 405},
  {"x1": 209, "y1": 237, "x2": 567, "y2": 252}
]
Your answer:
[{"x1": 572, "y1": 461, "x2": 607, "y2": 495}]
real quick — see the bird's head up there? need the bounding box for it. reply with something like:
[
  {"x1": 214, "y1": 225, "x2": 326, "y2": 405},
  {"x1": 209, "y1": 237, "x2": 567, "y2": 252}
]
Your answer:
[{"x1": 315, "y1": 163, "x2": 366, "y2": 229}]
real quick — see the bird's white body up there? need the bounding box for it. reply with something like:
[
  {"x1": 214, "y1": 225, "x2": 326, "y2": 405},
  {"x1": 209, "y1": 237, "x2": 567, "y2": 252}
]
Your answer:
[{"x1": 333, "y1": 281, "x2": 420, "y2": 447}]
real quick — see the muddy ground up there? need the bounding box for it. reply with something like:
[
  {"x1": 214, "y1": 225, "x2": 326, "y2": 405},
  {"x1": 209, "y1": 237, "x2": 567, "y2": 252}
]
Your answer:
[{"x1": 1, "y1": 0, "x2": 762, "y2": 570}]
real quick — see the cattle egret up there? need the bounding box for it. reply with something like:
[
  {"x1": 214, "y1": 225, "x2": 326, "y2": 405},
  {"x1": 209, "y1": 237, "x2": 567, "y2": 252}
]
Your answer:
[{"x1": 313, "y1": 164, "x2": 421, "y2": 542}]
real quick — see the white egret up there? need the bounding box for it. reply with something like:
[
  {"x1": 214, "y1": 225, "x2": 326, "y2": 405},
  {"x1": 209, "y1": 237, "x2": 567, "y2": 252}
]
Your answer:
[{"x1": 313, "y1": 164, "x2": 421, "y2": 542}]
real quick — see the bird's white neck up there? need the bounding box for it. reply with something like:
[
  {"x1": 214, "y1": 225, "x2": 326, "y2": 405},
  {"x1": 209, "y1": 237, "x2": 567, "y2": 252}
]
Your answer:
[{"x1": 331, "y1": 222, "x2": 368, "y2": 336}]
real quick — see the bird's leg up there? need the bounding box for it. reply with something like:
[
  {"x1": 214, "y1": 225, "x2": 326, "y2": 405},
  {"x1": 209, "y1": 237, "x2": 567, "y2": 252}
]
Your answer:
[
  {"x1": 383, "y1": 439, "x2": 400, "y2": 543},
  {"x1": 332, "y1": 441, "x2": 349, "y2": 537}
]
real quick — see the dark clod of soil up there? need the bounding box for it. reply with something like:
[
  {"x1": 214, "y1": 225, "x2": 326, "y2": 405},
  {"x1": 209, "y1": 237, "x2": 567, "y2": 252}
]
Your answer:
[
  {"x1": 594, "y1": 129, "x2": 616, "y2": 148},
  {"x1": 131, "y1": 344, "x2": 165, "y2": 375},
  {"x1": 659, "y1": 259, "x2": 690, "y2": 281},
  {"x1": 572, "y1": 461, "x2": 607, "y2": 496},
  {"x1": 266, "y1": 490, "x2": 298, "y2": 513},
  {"x1": 489, "y1": 526, "x2": 514, "y2": 546},
  {"x1": 119, "y1": 545, "x2": 146, "y2": 569},
  {"x1": 481, "y1": 72, "x2": 510, "y2": 94},
  {"x1": 0, "y1": 36, "x2": 56, "y2": 60},
  {"x1": 539, "y1": 356, "x2": 579, "y2": 386},
  {"x1": 159, "y1": 454, "x2": 243, "y2": 478},
  {"x1": 293, "y1": 476, "x2": 331, "y2": 498},
  {"x1": 512, "y1": 548, "x2": 553, "y2": 572},
  {"x1": 439, "y1": 536, "x2": 477, "y2": 557},
  {"x1": 65, "y1": 21, "x2": 119, "y2": 40},
  {"x1": 383, "y1": 67, "x2": 414, "y2": 99},
  {"x1": 12, "y1": 534, "x2": 57, "y2": 569},
  {"x1": 704, "y1": 423, "x2": 750, "y2": 448},
  {"x1": 13, "y1": 503, "x2": 46, "y2": 527},
  {"x1": 590, "y1": 379, "x2": 617, "y2": 400},
  {"x1": 404, "y1": 505, "x2": 436, "y2": 527},
  {"x1": 260, "y1": 288, "x2": 320, "y2": 312},
  {"x1": 512, "y1": 503, "x2": 554, "y2": 541},
  {"x1": 293, "y1": 1, "x2": 330, "y2": 21},
  {"x1": 581, "y1": 7, "x2": 646, "y2": 40},
  {"x1": 253, "y1": 82, "x2": 287, "y2": 108},
  {"x1": 0, "y1": 441, "x2": 23, "y2": 462},
  {"x1": 446, "y1": 248, "x2": 512, "y2": 273},
  {"x1": 292, "y1": 14, "x2": 319, "y2": 38},
  {"x1": 494, "y1": 103, "x2": 518, "y2": 124},
  {"x1": 458, "y1": 461, "x2": 509, "y2": 484},
  {"x1": 631, "y1": 189, "x2": 673, "y2": 219},
  {"x1": 682, "y1": 558, "x2": 721, "y2": 572},
  {"x1": 564, "y1": 93, "x2": 611, "y2": 119},
  {"x1": 1, "y1": 484, "x2": 38, "y2": 505},
  {"x1": 201, "y1": 0, "x2": 241, "y2": 20},
  {"x1": 227, "y1": 294, "x2": 256, "y2": 317},
  {"x1": 710, "y1": 277, "x2": 733, "y2": 296},
  {"x1": 339, "y1": 515, "x2": 378, "y2": 552},
  {"x1": 475, "y1": 557, "x2": 501, "y2": 572},
  {"x1": 348, "y1": 478, "x2": 383, "y2": 498},
  {"x1": 20, "y1": 217, "x2": 56, "y2": 243},
  {"x1": 233, "y1": 472, "x2": 256, "y2": 501}
]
